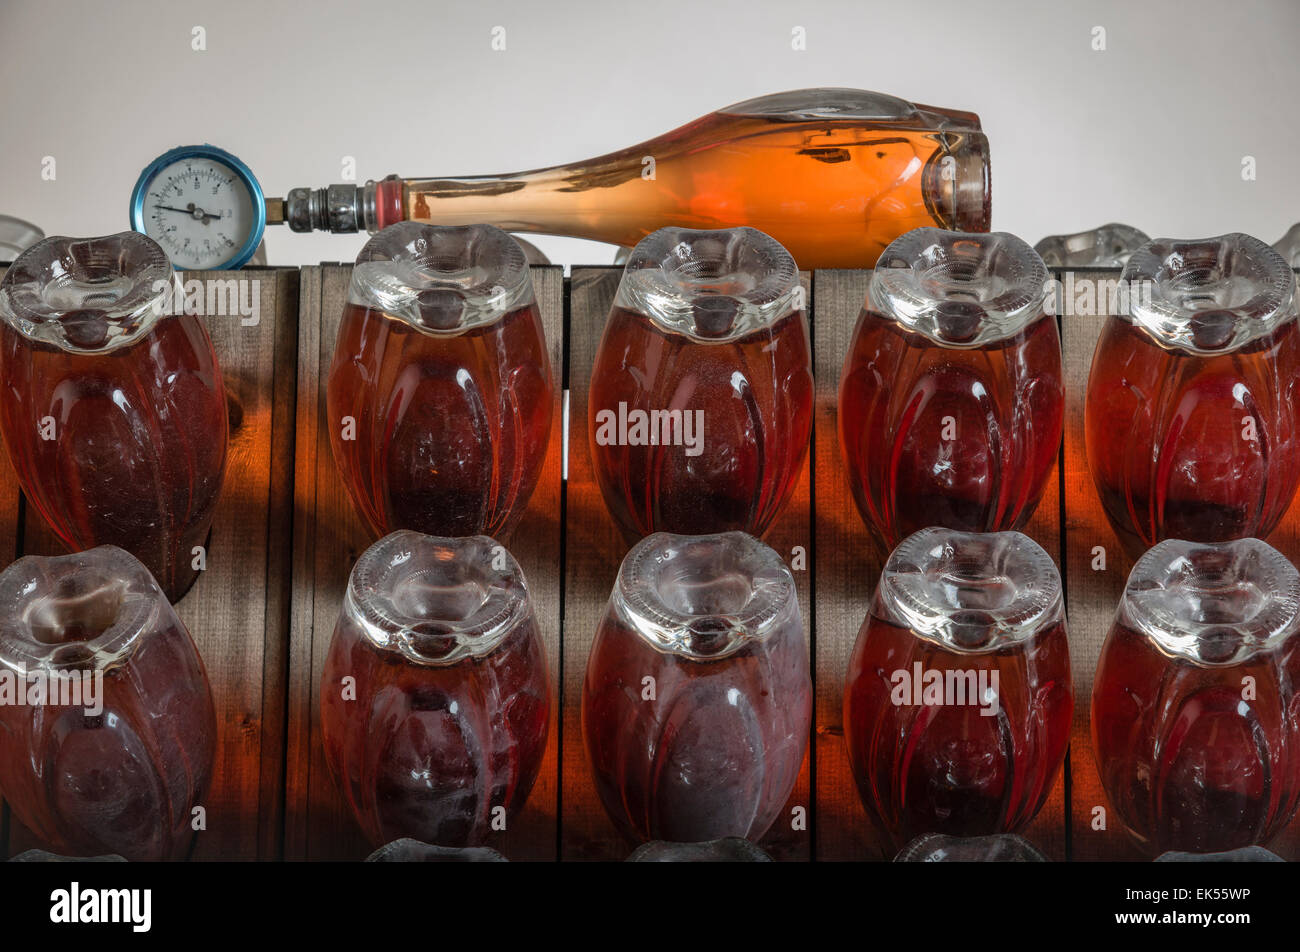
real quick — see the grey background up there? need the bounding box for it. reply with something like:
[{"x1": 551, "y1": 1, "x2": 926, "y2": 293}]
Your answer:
[{"x1": 1, "y1": 0, "x2": 1296, "y2": 267}]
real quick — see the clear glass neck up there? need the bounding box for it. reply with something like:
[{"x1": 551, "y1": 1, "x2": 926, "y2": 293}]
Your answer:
[
  {"x1": 0, "y1": 546, "x2": 167, "y2": 673},
  {"x1": 868, "y1": 228, "x2": 1048, "y2": 347},
  {"x1": 875, "y1": 527, "x2": 1063, "y2": 653},
  {"x1": 347, "y1": 222, "x2": 535, "y2": 334},
  {"x1": 1274, "y1": 223, "x2": 1300, "y2": 268},
  {"x1": 1119, "y1": 538, "x2": 1300, "y2": 666},
  {"x1": 614, "y1": 227, "x2": 801, "y2": 342},
  {"x1": 1034, "y1": 223, "x2": 1150, "y2": 268},
  {"x1": 0, "y1": 232, "x2": 178, "y2": 353},
  {"x1": 1122, "y1": 233, "x2": 1297, "y2": 354},
  {"x1": 612, "y1": 531, "x2": 799, "y2": 660},
  {"x1": 344, "y1": 531, "x2": 532, "y2": 666}
]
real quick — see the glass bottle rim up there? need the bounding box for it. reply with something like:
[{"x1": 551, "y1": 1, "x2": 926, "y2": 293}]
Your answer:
[
  {"x1": 612, "y1": 531, "x2": 800, "y2": 661},
  {"x1": 614, "y1": 226, "x2": 803, "y2": 343},
  {"x1": 1121, "y1": 233, "x2": 1297, "y2": 355},
  {"x1": 1118, "y1": 537, "x2": 1300, "y2": 666},
  {"x1": 0, "y1": 546, "x2": 167, "y2": 674},
  {"x1": 875, "y1": 527, "x2": 1064, "y2": 653},
  {"x1": 868, "y1": 228, "x2": 1049, "y2": 348},
  {"x1": 347, "y1": 222, "x2": 535, "y2": 336},
  {"x1": 0, "y1": 232, "x2": 180, "y2": 354},
  {"x1": 1033, "y1": 222, "x2": 1150, "y2": 269},
  {"x1": 343, "y1": 530, "x2": 533, "y2": 667}
]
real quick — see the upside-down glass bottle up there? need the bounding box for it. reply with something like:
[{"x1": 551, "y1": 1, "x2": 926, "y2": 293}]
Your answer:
[
  {"x1": 321, "y1": 531, "x2": 550, "y2": 848},
  {"x1": 0, "y1": 546, "x2": 216, "y2": 861},
  {"x1": 0, "y1": 232, "x2": 229, "y2": 602},
  {"x1": 1092, "y1": 538, "x2": 1300, "y2": 854},
  {"x1": 589, "y1": 226, "x2": 812, "y2": 539},
  {"x1": 838, "y1": 229, "x2": 1063, "y2": 553},
  {"x1": 582, "y1": 532, "x2": 811, "y2": 843},
  {"x1": 844, "y1": 528, "x2": 1073, "y2": 849},
  {"x1": 894, "y1": 833, "x2": 1049, "y2": 862},
  {"x1": 1085, "y1": 234, "x2": 1300, "y2": 556},
  {"x1": 327, "y1": 223, "x2": 553, "y2": 539},
  {"x1": 280, "y1": 88, "x2": 991, "y2": 269},
  {"x1": 1033, "y1": 223, "x2": 1149, "y2": 268}
]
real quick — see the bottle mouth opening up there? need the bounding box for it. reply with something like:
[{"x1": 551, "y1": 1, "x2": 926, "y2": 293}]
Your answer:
[
  {"x1": 346, "y1": 531, "x2": 532, "y2": 666},
  {"x1": 25, "y1": 575, "x2": 128, "y2": 645},
  {"x1": 928, "y1": 135, "x2": 991, "y2": 235},
  {"x1": 616, "y1": 227, "x2": 802, "y2": 342},
  {"x1": 1033, "y1": 223, "x2": 1150, "y2": 268},
  {"x1": 347, "y1": 222, "x2": 534, "y2": 335},
  {"x1": 877, "y1": 528, "x2": 1063, "y2": 653},
  {"x1": 869, "y1": 229, "x2": 1047, "y2": 347},
  {"x1": 1122, "y1": 538, "x2": 1300, "y2": 665},
  {"x1": 0, "y1": 547, "x2": 162, "y2": 672},
  {"x1": 614, "y1": 531, "x2": 799, "y2": 660},
  {"x1": 1122, "y1": 234, "x2": 1297, "y2": 354},
  {"x1": 0, "y1": 232, "x2": 177, "y2": 353}
]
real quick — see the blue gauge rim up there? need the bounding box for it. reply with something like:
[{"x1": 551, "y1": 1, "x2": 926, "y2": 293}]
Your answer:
[{"x1": 130, "y1": 144, "x2": 266, "y2": 271}]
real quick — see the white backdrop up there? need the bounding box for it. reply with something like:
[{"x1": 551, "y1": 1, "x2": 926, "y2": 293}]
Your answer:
[{"x1": 1, "y1": 0, "x2": 1296, "y2": 268}]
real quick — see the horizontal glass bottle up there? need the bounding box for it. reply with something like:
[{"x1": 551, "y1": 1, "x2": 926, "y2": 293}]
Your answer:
[{"x1": 281, "y1": 88, "x2": 990, "y2": 268}]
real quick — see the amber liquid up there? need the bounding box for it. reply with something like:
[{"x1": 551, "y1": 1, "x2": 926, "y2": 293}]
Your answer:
[
  {"x1": 320, "y1": 614, "x2": 550, "y2": 848},
  {"x1": 588, "y1": 307, "x2": 812, "y2": 539},
  {"x1": 838, "y1": 310, "x2": 1062, "y2": 552},
  {"x1": 327, "y1": 302, "x2": 553, "y2": 539},
  {"x1": 387, "y1": 107, "x2": 989, "y2": 268},
  {"x1": 1086, "y1": 317, "x2": 1300, "y2": 555},
  {"x1": 0, "y1": 317, "x2": 227, "y2": 601},
  {"x1": 582, "y1": 612, "x2": 811, "y2": 844},
  {"x1": 1092, "y1": 622, "x2": 1300, "y2": 853},
  {"x1": 0, "y1": 620, "x2": 216, "y2": 861},
  {"x1": 844, "y1": 615, "x2": 1072, "y2": 849}
]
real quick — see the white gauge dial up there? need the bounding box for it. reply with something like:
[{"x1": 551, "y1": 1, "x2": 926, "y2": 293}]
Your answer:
[{"x1": 140, "y1": 156, "x2": 255, "y2": 270}]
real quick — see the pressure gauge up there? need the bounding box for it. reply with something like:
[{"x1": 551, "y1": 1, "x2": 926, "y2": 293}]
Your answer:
[{"x1": 130, "y1": 145, "x2": 266, "y2": 270}]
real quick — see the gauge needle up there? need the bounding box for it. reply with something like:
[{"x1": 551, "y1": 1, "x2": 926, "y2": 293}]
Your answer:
[{"x1": 153, "y1": 202, "x2": 221, "y2": 224}]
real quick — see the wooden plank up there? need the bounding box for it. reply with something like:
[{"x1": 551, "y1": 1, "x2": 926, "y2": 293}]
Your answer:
[
  {"x1": 1062, "y1": 268, "x2": 1148, "y2": 862},
  {"x1": 284, "y1": 264, "x2": 564, "y2": 862},
  {"x1": 560, "y1": 267, "x2": 813, "y2": 862},
  {"x1": 3, "y1": 267, "x2": 297, "y2": 860},
  {"x1": 813, "y1": 269, "x2": 1066, "y2": 861},
  {"x1": 811, "y1": 270, "x2": 882, "y2": 861}
]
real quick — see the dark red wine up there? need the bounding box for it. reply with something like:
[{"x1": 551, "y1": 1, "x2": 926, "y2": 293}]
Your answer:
[
  {"x1": 838, "y1": 229, "x2": 1062, "y2": 552},
  {"x1": 589, "y1": 227, "x2": 812, "y2": 539},
  {"x1": 1085, "y1": 234, "x2": 1300, "y2": 555},
  {"x1": 1092, "y1": 538, "x2": 1300, "y2": 854},
  {"x1": 844, "y1": 528, "x2": 1072, "y2": 848},
  {"x1": 321, "y1": 532, "x2": 550, "y2": 847},
  {"x1": 327, "y1": 223, "x2": 553, "y2": 540}
]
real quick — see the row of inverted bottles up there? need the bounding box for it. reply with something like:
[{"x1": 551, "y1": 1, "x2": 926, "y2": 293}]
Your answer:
[
  {"x1": 9, "y1": 523, "x2": 1297, "y2": 860},
  {"x1": 1, "y1": 222, "x2": 1296, "y2": 569},
  {"x1": 334, "y1": 219, "x2": 1300, "y2": 555},
  {"x1": 325, "y1": 523, "x2": 1300, "y2": 859}
]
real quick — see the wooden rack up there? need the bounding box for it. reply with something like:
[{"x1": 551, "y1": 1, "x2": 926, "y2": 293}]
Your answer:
[{"x1": 2, "y1": 263, "x2": 1298, "y2": 862}]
